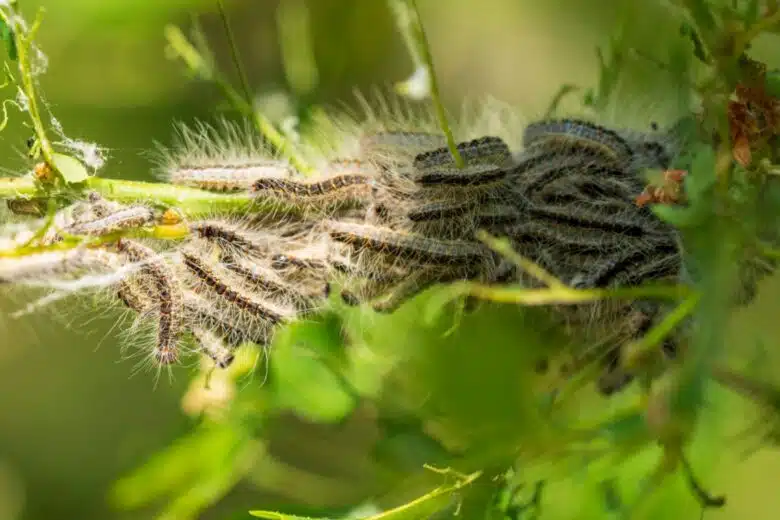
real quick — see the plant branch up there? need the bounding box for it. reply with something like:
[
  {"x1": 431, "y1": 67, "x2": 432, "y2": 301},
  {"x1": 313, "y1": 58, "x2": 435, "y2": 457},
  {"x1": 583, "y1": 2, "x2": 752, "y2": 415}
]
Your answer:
[
  {"x1": 164, "y1": 25, "x2": 312, "y2": 174},
  {"x1": 0, "y1": 175, "x2": 301, "y2": 219},
  {"x1": 388, "y1": 0, "x2": 464, "y2": 168}
]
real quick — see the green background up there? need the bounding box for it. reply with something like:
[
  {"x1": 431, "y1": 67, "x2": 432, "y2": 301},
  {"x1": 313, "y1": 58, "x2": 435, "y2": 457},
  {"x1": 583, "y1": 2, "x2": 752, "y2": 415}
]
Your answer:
[{"x1": 1, "y1": 1, "x2": 780, "y2": 519}]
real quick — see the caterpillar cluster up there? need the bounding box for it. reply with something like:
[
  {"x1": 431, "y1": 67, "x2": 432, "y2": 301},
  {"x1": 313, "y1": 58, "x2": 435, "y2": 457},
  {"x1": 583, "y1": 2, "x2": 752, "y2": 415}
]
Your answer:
[{"x1": 1, "y1": 102, "x2": 765, "y2": 394}]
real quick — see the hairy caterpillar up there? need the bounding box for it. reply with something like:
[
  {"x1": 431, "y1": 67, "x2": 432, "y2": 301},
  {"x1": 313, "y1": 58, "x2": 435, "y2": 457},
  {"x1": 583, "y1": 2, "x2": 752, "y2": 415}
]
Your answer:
[
  {"x1": 190, "y1": 327, "x2": 235, "y2": 369},
  {"x1": 523, "y1": 119, "x2": 634, "y2": 165},
  {"x1": 66, "y1": 205, "x2": 156, "y2": 237},
  {"x1": 413, "y1": 163, "x2": 509, "y2": 188},
  {"x1": 169, "y1": 162, "x2": 292, "y2": 192},
  {"x1": 413, "y1": 136, "x2": 512, "y2": 170},
  {"x1": 224, "y1": 255, "x2": 327, "y2": 312},
  {"x1": 189, "y1": 219, "x2": 286, "y2": 260},
  {"x1": 250, "y1": 174, "x2": 374, "y2": 211},
  {"x1": 116, "y1": 239, "x2": 184, "y2": 365},
  {"x1": 181, "y1": 247, "x2": 297, "y2": 327},
  {"x1": 157, "y1": 120, "x2": 293, "y2": 192},
  {"x1": 0, "y1": 89, "x2": 699, "y2": 397},
  {"x1": 325, "y1": 220, "x2": 494, "y2": 267}
]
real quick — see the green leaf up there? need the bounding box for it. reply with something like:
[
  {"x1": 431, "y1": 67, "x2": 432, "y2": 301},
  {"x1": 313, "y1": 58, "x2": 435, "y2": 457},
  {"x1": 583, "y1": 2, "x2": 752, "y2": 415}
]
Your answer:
[
  {"x1": 741, "y1": 0, "x2": 761, "y2": 25},
  {"x1": 270, "y1": 317, "x2": 355, "y2": 422},
  {"x1": 684, "y1": 143, "x2": 716, "y2": 200},
  {"x1": 0, "y1": 19, "x2": 17, "y2": 61},
  {"x1": 110, "y1": 424, "x2": 255, "y2": 514},
  {"x1": 51, "y1": 153, "x2": 89, "y2": 183},
  {"x1": 652, "y1": 204, "x2": 703, "y2": 228}
]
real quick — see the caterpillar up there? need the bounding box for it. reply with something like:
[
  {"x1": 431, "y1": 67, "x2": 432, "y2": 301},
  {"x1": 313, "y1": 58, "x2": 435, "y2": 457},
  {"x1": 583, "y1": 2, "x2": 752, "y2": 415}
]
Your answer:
[{"x1": 116, "y1": 239, "x2": 184, "y2": 365}]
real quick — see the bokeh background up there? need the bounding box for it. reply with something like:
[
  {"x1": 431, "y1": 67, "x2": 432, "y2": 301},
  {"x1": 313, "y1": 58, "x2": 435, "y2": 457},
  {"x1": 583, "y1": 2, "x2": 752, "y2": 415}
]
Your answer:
[{"x1": 1, "y1": 0, "x2": 780, "y2": 519}]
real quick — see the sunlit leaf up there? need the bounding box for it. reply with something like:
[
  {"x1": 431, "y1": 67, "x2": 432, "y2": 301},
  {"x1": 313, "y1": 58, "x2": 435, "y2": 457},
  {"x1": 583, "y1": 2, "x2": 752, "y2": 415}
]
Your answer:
[
  {"x1": 270, "y1": 317, "x2": 356, "y2": 423},
  {"x1": 111, "y1": 424, "x2": 258, "y2": 517},
  {"x1": 50, "y1": 153, "x2": 89, "y2": 184}
]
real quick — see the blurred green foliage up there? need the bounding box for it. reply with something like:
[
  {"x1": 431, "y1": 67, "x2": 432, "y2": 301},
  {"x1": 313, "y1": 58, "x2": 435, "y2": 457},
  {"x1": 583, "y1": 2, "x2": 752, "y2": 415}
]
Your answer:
[{"x1": 3, "y1": 1, "x2": 780, "y2": 520}]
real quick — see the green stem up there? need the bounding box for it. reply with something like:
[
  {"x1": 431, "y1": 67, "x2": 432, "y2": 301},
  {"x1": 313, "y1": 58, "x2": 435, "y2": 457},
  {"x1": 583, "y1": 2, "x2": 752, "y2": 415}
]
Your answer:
[
  {"x1": 164, "y1": 25, "x2": 312, "y2": 175},
  {"x1": 0, "y1": 175, "x2": 36, "y2": 196},
  {"x1": 0, "y1": 175, "x2": 301, "y2": 219},
  {"x1": 623, "y1": 293, "x2": 701, "y2": 371},
  {"x1": 389, "y1": 0, "x2": 464, "y2": 168},
  {"x1": 459, "y1": 282, "x2": 692, "y2": 306},
  {"x1": 712, "y1": 365, "x2": 780, "y2": 408},
  {"x1": 216, "y1": 0, "x2": 254, "y2": 109},
  {"x1": 732, "y1": 8, "x2": 780, "y2": 58},
  {"x1": 18, "y1": 14, "x2": 50, "y2": 161},
  {"x1": 476, "y1": 230, "x2": 565, "y2": 289},
  {"x1": 0, "y1": 7, "x2": 56, "y2": 173}
]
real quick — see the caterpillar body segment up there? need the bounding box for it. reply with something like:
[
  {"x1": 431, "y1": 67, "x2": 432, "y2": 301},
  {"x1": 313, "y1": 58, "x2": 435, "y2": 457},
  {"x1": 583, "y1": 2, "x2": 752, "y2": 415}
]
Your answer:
[
  {"x1": 188, "y1": 219, "x2": 284, "y2": 260},
  {"x1": 169, "y1": 162, "x2": 293, "y2": 192},
  {"x1": 325, "y1": 220, "x2": 496, "y2": 268},
  {"x1": 413, "y1": 163, "x2": 509, "y2": 188},
  {"x1": 402, "y1": 198, "x2": 485, "y2": 240},
  {"x1": 413, "y1": 136, "x2": 512, "y2": 171},
  {"x1": 508, "y1": 149, "x2": 631, "y2": 200},
  {"x1": 66, "y1": 205, "x2": 156, "y2": 237},
  {"x1": 399, "y1": 199, "x2": 522, "y2": 241},
  {"x1": 181, "y1": 290, "x2": 268, "y2": 347},
  {"x1": 250, "y1": 173, "x2": 375, "y2": 213},
  {"x1": 523, "y1": 119, "x2": 634, "y2": 166},
  {"x1": 116, "y1": 239, "x2": 184, "y2": 365},
  {"x1": 406, "y1": 199, "x2": 481, "y2": 222},
  {"x1": 180, "y1": 246, "x2": 299, "y2": 336},
  {"x1": 224, "y1": 256, "x2": 327, "y2": 313},
  {"x1": 524, "y1": 203, "x2": 677, "y2": 240},
  {"x1": 191, "y1": 327, "x2": 235, "y2": 369},
  {"x1": 116, "y1": 276, "x2": 157, "y2": 317},
  {"x1": 269, "y1": 251, "x2": 328, "y2": 274},
  {"x1": 531, "y1": 172, "x2": 646, "y2": 209},
  {"x1": 156, "y1": 120, "x2": 293, "y2": 192}
]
